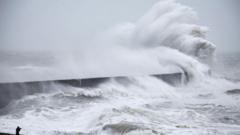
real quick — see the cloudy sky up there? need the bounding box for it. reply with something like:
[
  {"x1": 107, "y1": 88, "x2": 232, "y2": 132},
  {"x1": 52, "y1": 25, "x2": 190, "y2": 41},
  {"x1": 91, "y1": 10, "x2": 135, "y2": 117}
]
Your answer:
[{"x1": 0, "y1": 0, "x2": 239, "y2": 53}]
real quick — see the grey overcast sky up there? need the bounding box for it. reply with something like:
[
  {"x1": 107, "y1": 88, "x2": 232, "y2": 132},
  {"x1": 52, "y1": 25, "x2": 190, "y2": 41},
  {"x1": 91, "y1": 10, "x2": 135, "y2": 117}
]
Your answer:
[
  {"x1": 180, "y1": 0, "x2": 240, "y2": 53},
  {"x1": 0, "y1": 0, "x2": 239, "y2": 52}
]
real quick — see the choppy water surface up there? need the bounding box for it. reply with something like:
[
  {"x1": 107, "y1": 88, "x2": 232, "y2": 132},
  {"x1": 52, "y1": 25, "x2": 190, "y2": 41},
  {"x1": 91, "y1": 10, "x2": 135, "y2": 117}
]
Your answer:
[{"x1": 0, "y1": 65, "x2": 240, "y2": 135}]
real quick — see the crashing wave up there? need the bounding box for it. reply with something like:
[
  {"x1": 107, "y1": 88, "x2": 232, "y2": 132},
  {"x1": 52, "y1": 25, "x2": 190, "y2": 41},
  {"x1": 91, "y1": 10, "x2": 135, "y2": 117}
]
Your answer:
[{"x1": 107, "y1": 0, "x2": 216, "y2": 60}]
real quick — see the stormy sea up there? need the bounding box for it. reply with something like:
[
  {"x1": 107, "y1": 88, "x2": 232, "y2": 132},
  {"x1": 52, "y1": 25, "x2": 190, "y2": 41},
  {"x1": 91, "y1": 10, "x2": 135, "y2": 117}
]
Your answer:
[{"x1": 0, "y1": 0, "x2": 240, "y2": 135}]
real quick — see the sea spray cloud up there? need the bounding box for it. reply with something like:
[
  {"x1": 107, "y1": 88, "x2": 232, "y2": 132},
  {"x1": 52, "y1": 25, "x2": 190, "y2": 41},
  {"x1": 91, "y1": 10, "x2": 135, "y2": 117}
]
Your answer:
[
  {"x1": 89, "y1": 0, "x2": 215, "y2": 80},
  {"x1": 107, "y1": 0, "x2": 216, "y2": 59},
  {"x1": 0, "y1": 0, "x2": 215, "y2": 82}
]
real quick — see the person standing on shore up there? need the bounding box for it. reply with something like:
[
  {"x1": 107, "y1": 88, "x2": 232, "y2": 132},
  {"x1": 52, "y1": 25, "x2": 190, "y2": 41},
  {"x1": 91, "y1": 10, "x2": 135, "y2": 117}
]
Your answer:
[{"x1": 16, "y1": 126, "x2": 21, "y2": 135}]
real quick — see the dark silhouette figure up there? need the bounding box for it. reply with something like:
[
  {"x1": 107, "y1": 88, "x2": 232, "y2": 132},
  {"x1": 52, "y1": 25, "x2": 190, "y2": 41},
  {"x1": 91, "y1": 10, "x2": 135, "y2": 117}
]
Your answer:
[{"x1": 16, "y1": 126, "x2": 21, "y2": 135}]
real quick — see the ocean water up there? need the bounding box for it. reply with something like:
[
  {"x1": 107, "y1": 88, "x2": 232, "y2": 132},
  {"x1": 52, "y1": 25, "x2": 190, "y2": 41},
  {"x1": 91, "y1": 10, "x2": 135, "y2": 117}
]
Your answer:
[
  {"x1": 213, "y1": 52, "x2": 240, "y2": 81},
  {"x1": 0, "y1": 53, "x2": 240, "y2": 135},
  {"x1": 0, "y1": 1, "x2": 240, "y2": 135}
]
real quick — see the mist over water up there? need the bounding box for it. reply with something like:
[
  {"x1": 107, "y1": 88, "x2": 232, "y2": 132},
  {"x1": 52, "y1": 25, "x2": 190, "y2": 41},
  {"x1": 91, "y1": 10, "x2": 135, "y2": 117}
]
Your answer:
[
  {"x1": 0, "y1": 0, "x2": 215, "y2": 82},
  {"x1": 0, "y1": 0, "x2": 240, "y2": 135}
]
